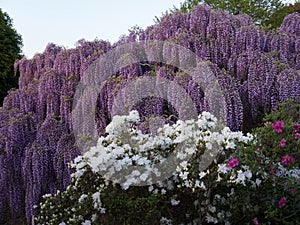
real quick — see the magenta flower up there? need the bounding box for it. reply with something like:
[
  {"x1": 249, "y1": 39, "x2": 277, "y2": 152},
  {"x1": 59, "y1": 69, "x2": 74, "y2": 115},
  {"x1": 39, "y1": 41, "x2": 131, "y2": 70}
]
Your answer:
[
  {"x1": 281, "y1": 155, "x2": 295, "y2": 165},
  {"x1": 253, "y1": 218, "x2": 260, "y2": 225},
  {"x1": 289, "y1": 189, "x2": 295, "y2": 194},
  {"x1": 272, "y1": 121, "x2": 284, "y2": 133},
  {"x1": 293, "y1": 123, "x2": 300, "y2": 133},
  {"x1": 227, "y1": 157, "x2": 239, "y2": 169},
  {"x1": 279, "y1": 139, "x2": 287, "y2": 147},
  {"x1": 279, "y1": 197, "x2": 287, "y2": 208},
  {"x1": 269, "y1": 169, "x2": 275, "y2": 175},
  {"x1": 295, "y1": 133, "x2": 300, "y2": 141}
]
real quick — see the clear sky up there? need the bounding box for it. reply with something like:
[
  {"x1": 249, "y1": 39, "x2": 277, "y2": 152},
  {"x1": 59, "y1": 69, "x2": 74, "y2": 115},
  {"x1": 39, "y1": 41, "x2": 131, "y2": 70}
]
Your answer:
[
  {"x1": 1, "y1": 0, "x2": 183, "y2": 58},
  {"x1": 0, "y1": 0, "x2": 296, "y2": 59}
]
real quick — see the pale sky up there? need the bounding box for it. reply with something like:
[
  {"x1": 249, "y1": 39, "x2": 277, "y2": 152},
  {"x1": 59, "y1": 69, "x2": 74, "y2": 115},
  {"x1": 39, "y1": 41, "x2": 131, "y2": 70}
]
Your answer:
[
  {"x1": 0, "y1": 0, "x2": 296, "y2": 58},
  {"x1": 1, "y1": 0, "x2": 183, "y2": 58}
]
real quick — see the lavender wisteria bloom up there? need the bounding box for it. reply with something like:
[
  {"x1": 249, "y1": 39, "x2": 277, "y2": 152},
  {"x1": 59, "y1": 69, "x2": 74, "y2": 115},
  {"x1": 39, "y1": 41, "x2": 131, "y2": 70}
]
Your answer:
[{"x1": 0, "y1": 5, "x2": 299, "y2": 224}]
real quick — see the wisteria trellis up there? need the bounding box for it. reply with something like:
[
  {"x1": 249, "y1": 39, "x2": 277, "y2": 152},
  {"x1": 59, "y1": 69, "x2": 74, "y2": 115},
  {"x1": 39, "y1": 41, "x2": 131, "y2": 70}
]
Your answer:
[{"x1": 0, "y1": 6, "x2": 299, "y2": 224}]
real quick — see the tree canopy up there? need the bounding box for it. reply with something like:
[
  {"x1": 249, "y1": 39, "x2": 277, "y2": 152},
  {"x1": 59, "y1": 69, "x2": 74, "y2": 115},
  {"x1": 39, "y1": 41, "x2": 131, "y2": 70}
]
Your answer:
[
  {"x1": 266, "y1": 2, "x2": 300, "y2": 29},
  {"x1": 0, "y1": 8, "x2": 23, "y2": 106},
  {"x1": 160, "y1": 0, "x2": 285, "y2": 26}
]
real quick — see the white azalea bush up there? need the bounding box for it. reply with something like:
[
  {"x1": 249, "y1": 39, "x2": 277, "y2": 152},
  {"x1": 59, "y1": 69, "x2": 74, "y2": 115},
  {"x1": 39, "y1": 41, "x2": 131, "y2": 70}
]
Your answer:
[{"x1": 35, "y1": 110, "x2": 300, "y2": 225}]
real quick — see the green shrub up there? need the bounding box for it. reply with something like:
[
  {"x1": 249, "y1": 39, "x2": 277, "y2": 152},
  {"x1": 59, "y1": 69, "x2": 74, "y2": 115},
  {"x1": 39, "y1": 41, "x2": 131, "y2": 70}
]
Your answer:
[{"x1": 35, "y1": 106, "x2": 300, "y2": 225}]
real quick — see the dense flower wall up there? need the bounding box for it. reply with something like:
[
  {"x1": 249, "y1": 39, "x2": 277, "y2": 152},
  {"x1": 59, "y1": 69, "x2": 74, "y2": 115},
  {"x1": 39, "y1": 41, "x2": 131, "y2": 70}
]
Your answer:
[{"x1": 0, "y1": 5, "x2": 299, "y2": 224}]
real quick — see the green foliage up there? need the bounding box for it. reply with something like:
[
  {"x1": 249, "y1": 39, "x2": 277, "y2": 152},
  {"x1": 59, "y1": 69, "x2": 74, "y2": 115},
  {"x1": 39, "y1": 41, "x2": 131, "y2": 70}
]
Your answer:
[
  {"x1": 0, "y1": 8, "x2": 23, "y2": 105},
  {"x1": 35, "y1": 167, "x2": 103, "y2": 225},
  {"x1": 35, "y1": 167, "x2": 167, "y2": 225},
  {"x1": 238, "y1": 98, "x2": 300, "y2": 224},
  {"x1": 159, "y1": 0, "x2": 285, "y2": 26},
  {"x1": 266, "y1": 2, "x2": 300, "y2": 29},
  {"x1": 263, "y1": 98, "x2": 300, "y2": 123},
  {"x1": 35, "y1": 104, "x2": 300, "y2": 225},
  {"x1": 252, "y1": 98, "x2": 300, "y2": 165},
  {"x1": 100, "y1": 186, "x2": 163, "y2": 225}
]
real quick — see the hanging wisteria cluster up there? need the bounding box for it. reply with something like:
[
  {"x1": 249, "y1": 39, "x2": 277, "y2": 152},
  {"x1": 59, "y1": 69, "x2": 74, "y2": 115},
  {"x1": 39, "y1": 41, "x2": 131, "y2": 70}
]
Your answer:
[{"x1": 0, "y1": 5, "x2": 299, "y2": 224}]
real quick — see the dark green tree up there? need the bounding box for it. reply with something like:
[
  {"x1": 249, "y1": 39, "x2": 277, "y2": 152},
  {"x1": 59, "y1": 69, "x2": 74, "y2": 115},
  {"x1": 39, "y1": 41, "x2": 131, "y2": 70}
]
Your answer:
[
  {"x1": 0, "y1": 8, "x2": 23, "y2": 106},
  {"x1": 265, "y1": 2, "x2": 300, "y2": 29},
  {"x1": 161, "y1": 0, "x2": 285, "y2": 26}
]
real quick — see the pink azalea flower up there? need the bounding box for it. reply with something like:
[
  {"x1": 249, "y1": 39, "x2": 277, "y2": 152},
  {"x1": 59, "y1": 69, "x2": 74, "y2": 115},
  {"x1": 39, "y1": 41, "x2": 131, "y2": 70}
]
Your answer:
[
  {"x1": 272, "y1": 121, "x2": 284, "y2": 133},
  {"x1": 264, "y1": 121, "x2": 270, "y2": 126},
  {"x1": 227, "y1": 157, "x2": 239, "y2": 169},
  {"x1": 295, "y1": 133, "x2": 300, "y2": 141},
  {"x1": 289, "y1": 189, "x2": 295, "y2": 194},
  {"x1": 293, "y1": 123, "x2": 300, "y2": 133},
  {"x1": 279, "y1": 197, "x2": 287, "y2": 208},
  {"x1": 253, "y1": 218, "x2": 260, "y2": 225},
  {"x1": 279, "y1": 139, "x2": 287, "y2": 147},
  {"x1": 281, "y1": 155, "x2": 295, "y2": 166},
  {"x1": 269, "y1": 169, "x2": 275, "y2": 175}
]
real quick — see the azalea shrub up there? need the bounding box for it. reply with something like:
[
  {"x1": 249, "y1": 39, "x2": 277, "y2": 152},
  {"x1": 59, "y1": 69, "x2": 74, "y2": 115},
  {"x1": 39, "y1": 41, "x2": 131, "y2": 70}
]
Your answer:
[
  {"x1": 253, "y1": 98, "x2": 300, "y2": 165},
  {"x1": 35, "y1": 105, "x2": 300, "y2": 225}
]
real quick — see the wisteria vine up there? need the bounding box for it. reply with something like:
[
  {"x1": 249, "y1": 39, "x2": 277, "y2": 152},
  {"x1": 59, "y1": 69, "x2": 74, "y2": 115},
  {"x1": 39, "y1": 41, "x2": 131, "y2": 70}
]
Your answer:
[{"x1": 0, "y1": 5, "x2": 299, "y2": 224}]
